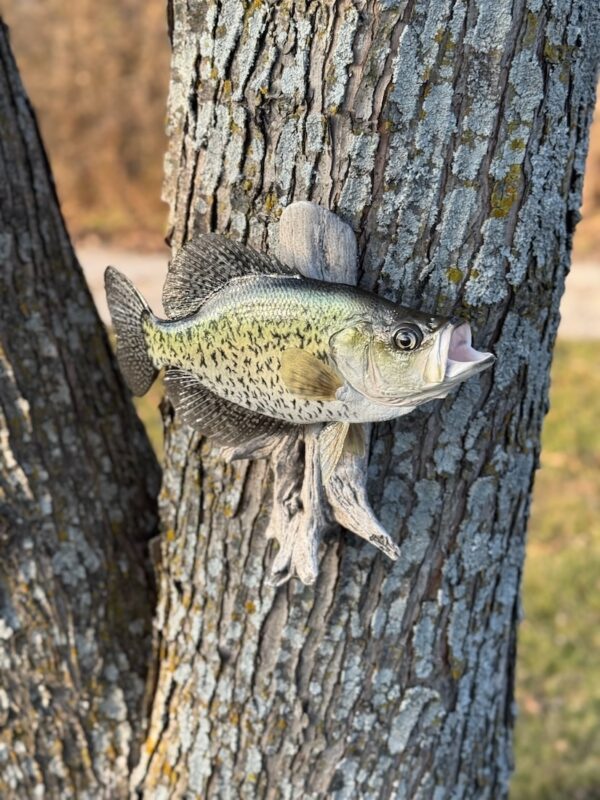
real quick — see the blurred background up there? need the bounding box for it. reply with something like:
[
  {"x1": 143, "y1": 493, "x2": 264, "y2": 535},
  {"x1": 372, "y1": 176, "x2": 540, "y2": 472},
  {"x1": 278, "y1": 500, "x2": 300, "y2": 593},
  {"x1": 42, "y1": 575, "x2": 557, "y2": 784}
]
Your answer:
[{"x1": 2, "y1": 3, "x2": 599, "y2": 797}]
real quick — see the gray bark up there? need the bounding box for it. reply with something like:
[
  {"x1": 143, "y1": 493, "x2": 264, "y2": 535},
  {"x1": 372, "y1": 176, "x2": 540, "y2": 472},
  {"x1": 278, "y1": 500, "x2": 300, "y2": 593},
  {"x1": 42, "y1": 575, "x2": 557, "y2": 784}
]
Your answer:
[
  {"x1": 1, "y1": 1, "x2": 599, "y2": 799},
  {"x1": 134, "y1": 1, "x2": 599, "y2": 799},
  {"x1": 0, "y1": 21, "x2": 160, "y2": 798}
]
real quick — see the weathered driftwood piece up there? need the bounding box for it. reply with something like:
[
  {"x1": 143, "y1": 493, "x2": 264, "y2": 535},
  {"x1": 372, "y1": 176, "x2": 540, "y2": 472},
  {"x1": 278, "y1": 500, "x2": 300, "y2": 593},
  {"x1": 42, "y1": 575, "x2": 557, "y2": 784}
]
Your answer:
[
  {"x1": 277, "y1": 199, "x2": 358, "y2": 283},
  {"x1": 266, "y1": 427, "x2": 325, "y2": 585},
  {"x1": 264, "y1": 201, "x2": 400, "y2": 584},
  {"x1": 0, "y1": 20, "x2": 159, "y2": 798}
]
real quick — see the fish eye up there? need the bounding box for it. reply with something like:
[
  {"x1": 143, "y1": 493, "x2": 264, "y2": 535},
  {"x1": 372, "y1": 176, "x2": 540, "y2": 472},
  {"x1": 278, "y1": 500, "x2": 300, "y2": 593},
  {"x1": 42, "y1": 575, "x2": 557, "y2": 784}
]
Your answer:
[{"x1": 393, "y1": 324, "x2": 423, "y2": 351}]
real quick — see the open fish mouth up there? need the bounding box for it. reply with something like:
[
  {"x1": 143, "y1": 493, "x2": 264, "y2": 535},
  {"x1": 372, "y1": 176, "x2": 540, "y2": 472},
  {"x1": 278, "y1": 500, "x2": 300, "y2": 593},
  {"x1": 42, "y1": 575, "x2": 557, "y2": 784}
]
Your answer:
[{"x1": 444, "y1": 321, "x2": 495, "y2": 381}]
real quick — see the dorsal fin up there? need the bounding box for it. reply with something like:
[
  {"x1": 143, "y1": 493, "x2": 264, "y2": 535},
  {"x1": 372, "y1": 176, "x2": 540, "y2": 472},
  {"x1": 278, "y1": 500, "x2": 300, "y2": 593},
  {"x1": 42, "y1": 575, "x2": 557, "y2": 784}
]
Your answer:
[{"x1": 163, "y1": 233, "x2": 299, "y2": 319}]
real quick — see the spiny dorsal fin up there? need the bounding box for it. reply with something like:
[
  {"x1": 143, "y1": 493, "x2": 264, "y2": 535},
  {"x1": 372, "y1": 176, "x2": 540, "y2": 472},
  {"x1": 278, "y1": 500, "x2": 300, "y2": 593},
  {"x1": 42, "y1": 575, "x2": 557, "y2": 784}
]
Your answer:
[
  {"x1": 163, "y1": 234, "x2": 299, "y2": 319},
  {"x1": 280, "y1": 348, "x2": 344, "y2": 401},
  {"x1": 164, "y1": 367, "x2": 295, "y2": 455}
]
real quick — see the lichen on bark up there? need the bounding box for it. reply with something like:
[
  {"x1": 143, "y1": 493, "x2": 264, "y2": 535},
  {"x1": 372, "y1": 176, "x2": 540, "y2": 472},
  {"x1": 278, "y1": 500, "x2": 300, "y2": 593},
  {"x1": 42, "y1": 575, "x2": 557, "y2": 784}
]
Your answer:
[
  {"x1": 1, "y1": 0, "x2": 599, "y2": 797},
  {"x1": 135, "y1": 1, "x2": 599, "y2": 797}
]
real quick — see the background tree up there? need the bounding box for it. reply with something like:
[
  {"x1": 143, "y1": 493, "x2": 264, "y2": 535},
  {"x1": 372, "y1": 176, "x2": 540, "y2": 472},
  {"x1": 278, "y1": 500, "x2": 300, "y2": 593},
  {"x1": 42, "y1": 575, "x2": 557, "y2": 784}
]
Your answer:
[
  {"x1": 0, "y1": 20, "x2": 159, "y2": 798},
  {"x1": 3, "y1": 0, "x2": 169, "y2": 246},
  {"x1": 0, "y1": 1, "x2": 599, "y2": 799}
]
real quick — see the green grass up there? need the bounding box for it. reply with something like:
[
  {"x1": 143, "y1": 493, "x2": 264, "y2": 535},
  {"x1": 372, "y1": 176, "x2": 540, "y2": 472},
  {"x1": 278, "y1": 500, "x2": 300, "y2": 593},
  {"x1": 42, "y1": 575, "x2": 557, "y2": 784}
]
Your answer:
[
  {"x1": 133, "y1": 379, "x2": 164, "y2": 458},
  {"x1": 513, "y1": 341, "x2": 600, "y2": 800},
  {"x1": 133, "y1": 342, "x2": 600, "y2": 797}
]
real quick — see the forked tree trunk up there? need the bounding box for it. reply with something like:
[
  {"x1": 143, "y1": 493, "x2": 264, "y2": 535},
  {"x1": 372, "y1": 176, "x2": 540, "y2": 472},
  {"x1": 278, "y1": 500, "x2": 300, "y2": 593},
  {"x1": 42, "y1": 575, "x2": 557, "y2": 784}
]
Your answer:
[
  {"x1": 134, "y1": 1, "x2": 599, "y2": 798},
  {"x1": 1, "y1": 3, "x2": 599, "y2": 800},
  {"x1": 0, "y1": 21, "x2": 159, "y2": 798}
]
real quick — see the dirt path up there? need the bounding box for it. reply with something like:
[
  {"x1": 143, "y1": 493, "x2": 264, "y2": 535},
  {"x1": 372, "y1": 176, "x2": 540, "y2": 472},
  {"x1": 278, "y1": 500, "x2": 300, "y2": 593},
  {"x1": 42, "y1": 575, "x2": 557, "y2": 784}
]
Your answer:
[
  {"x1": 79, "y1": 245, "x2": 599, "y2": 340},
  {"x1": 80, "y1": 245, "x2": 169, "y2": 324},
  {"x1": 557, "y1": 262, "x2": 600, "y2": 339}
]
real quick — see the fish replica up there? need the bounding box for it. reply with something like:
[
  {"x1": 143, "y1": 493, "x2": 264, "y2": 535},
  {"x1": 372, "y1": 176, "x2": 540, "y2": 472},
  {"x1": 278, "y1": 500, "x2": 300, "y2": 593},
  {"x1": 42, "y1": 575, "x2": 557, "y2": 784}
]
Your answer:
[{"x1": 105, "y1": 234, "x2": 494, "y2": 479}]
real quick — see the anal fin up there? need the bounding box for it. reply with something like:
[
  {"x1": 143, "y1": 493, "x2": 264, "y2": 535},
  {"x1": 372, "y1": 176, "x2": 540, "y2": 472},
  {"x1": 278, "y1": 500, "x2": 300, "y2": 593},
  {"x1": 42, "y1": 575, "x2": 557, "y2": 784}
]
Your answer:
[{"x1": 164, "y1": 368, "x2": 294, "y2": 457}]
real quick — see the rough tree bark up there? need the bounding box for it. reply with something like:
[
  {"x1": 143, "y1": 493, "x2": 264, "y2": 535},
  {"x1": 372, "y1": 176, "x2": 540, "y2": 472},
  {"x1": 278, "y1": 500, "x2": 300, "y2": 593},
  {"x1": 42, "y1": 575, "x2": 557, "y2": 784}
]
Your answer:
[
  {"x1": 0, "y1": 21, "x2": 159, "y2": 799},
  {"x1": 133, "y1": 1, "x2": 599, "y2": 798},
  {"x1": 2, "y1": 2, "x2": 599, "y2": 799}
]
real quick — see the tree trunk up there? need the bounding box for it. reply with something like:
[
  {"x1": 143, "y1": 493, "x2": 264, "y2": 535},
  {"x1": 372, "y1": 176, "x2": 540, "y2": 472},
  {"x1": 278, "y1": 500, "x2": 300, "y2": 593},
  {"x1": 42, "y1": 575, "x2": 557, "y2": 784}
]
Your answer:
[
  {"x1": 134, "y1": 2, "x2": 599, "y2": 798},
  {"x1": 2, "y1": 2, "x2": 599, "y2": 799},
  {"x1": 0, "y1": 21, "x2": 159, "y2": 798}
]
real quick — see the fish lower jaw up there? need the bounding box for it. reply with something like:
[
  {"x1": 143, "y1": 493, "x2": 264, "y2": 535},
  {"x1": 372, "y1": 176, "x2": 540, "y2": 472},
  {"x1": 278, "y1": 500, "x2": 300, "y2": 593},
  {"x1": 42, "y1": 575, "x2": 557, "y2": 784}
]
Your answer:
[
  {"x1": 444, "y1": 354, "x2": 495, "y2": 380},
  {"x1": 444, "y1": 322, "x2": 495, "y2": 380}
]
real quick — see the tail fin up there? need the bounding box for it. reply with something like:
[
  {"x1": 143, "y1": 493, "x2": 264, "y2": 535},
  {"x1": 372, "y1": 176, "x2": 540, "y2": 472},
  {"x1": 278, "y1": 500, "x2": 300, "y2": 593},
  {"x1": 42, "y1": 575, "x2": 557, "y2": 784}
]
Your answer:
[{"x1": 104, "y1": 266, "x2": 158, "y2": 395}]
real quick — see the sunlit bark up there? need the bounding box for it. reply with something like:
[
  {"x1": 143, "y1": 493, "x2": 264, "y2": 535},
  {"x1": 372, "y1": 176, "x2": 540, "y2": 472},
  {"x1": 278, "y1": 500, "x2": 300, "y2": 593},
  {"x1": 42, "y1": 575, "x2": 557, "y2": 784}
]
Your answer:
[
  {"x1": 1, "y1": 1, "x2": 599, "y2": 798},
  {"x1": 134, "y1": 1, "x2": 599, "y2": 797}
]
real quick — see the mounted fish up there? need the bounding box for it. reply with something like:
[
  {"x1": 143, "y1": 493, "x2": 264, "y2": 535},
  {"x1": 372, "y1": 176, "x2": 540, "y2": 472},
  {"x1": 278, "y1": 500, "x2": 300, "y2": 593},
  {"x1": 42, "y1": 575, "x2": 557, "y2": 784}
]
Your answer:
[{"x1": 104, "y1": 234, "x2": 494, "y2": 483}]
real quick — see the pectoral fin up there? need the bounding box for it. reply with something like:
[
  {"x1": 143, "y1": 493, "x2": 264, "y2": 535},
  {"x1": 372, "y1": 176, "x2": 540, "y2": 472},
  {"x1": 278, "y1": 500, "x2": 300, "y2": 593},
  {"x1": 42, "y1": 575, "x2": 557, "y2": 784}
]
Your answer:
[{"x1": 280, "y1": 348, "x2": 343, "y2": 401}]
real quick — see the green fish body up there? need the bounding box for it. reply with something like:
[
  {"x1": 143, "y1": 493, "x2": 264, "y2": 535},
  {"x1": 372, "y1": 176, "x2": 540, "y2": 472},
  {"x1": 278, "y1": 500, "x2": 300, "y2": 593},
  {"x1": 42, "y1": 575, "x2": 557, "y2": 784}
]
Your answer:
[
  {"x1": 105, "y1": 235, "x2": 494, "y2": 469},
  {"x1": 145, "y1": 275, "x2": 429, "y2": 425}
]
